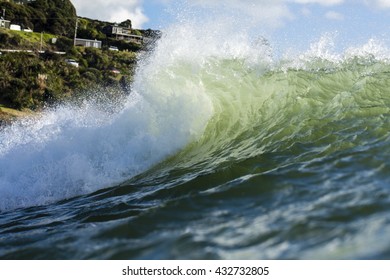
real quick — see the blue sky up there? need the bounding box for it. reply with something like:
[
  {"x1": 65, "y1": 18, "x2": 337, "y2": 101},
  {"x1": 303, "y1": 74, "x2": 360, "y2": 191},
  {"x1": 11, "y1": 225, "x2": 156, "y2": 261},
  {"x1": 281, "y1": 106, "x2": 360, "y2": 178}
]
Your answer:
[{"x1": 70, "y1": 0, "x2": 390, "y2": 50}]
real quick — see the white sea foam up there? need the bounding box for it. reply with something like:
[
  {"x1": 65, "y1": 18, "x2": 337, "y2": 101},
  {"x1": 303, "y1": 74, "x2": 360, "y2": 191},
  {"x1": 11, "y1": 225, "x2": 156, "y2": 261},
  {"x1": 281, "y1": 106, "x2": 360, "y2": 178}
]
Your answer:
[
  {"x1": 0, "y1": 24, "x2": 219, "y2": 211},
  {"x1": 2, "y1": 10, "x2": 390, "y2": 212}
]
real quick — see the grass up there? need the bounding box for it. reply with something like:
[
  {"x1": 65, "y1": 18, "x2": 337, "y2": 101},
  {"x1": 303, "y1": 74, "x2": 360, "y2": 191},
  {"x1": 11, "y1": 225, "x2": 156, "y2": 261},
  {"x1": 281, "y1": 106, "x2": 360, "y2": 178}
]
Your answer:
[
  {"x1": 0, "y1": 29, "x2": 58, "y2": 50},
  {"x1": 15, "y1": 30, "x2": 57, "y2": 45},
  {"x1": 0, "y1": 104, "x2": 33, "y2": 124}
]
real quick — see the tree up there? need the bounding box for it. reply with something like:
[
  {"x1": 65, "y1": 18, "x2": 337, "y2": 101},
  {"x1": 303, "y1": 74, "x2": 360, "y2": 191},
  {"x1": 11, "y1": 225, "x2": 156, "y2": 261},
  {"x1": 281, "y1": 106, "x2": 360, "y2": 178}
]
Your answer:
[
  {"x1": 30, "y1": 0, "x2": 77, "y2": 36},
  {"x1": 0, "y1": 0, "x2": 78, "y2": 36},
  {"x1": 119, "y1": 19, "x2": 132, "y2": 29}
]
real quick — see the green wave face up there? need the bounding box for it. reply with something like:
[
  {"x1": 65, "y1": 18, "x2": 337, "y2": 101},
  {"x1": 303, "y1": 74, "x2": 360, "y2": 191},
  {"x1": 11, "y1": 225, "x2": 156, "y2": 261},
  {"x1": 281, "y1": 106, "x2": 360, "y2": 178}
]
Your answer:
[
  {"x1": 142, "y1": 57, "x2": 390, "y2": 181},
  {"x1": 119, "y1": 55, "x2": 390, "y2": 259}
]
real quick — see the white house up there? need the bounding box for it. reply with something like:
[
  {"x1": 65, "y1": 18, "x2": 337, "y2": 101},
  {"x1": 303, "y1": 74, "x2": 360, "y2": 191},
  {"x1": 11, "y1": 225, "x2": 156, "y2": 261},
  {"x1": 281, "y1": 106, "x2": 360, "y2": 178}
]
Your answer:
[
  {"x1": 75, "y1": 38, "x2": 102, "y2": 49},
  {"x1": 0, "y1": 18, "x2": 11, "y2": 29},
  {"x1": 10, "y1": 24, "x2": 21, "y2": 31},
  {"x1": 14, "y1": 0, "x2": 36, "y2": 4},
  {"x1": 104, "y1": 25, "x2": 144, "y2": 44}
]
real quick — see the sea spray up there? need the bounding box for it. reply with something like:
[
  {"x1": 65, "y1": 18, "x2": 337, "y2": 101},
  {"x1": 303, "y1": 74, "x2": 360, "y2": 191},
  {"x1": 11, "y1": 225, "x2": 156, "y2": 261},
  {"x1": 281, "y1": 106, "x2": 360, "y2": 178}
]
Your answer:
[
  {"x1": 0, "y1": 14, "x2": 277, "y2": 211},
  {"x1": 2, "y1": 26, "x2": 390, "y2": 212},
  {"x1": 1, "y1": 7, "x2": 390, "y2": 258},
  {"x1": 0, "y1": 36, "x2": 215, "y2": 211}
]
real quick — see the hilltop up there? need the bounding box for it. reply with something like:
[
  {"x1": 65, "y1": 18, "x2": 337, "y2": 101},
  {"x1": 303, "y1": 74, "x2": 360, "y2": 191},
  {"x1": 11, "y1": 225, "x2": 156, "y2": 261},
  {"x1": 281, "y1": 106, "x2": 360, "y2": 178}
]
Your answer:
[
  {"x1": 0, "y1": 0, "x2": 77, "y2": 37},
  {"x1": 0, "y1": 0, "x2": 160, "y2": 124}
]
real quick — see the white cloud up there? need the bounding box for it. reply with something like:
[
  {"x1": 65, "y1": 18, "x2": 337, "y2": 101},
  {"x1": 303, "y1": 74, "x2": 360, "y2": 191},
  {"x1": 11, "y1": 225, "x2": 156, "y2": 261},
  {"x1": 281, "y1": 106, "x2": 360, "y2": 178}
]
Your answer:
[
  {"x1": 69, "y1": 0, "x2": 387, "y2": 31},
  {"x1": 291, "y1": 0, "x2": 344, "y2": 5},
  {"x1": 165, "y1": 0, "x2": 348, "y2": 28},
  {"x1": 367, "y1": 0, "x2": 390, "y2": 8},
  {"x1": 70, "y1": 0, "x2": 149, "y2": 28},
  {"x1": 185, "y1": 0, "x2": 293, "y2": 28},
  {"x1": 325, "y1": 11, "x2": 344, "y2": 20},
  {"x1": 301, "y1": 7, "x2": 312, "y2": 16}
]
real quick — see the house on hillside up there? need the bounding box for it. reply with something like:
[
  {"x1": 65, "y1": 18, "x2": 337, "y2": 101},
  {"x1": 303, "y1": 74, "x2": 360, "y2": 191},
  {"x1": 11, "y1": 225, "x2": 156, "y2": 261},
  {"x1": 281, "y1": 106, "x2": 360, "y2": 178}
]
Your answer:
[
  {"x1": 103, "y1": 24, "x2": 144, "y2": 44},
  {"x1": 0, "y1": 0, "x2": 36, "y2": 3},
  {"x1": 0, "y1": 18, "x2": 10, "y2": 29},
  {"x1": 13, "y1": 0, "x2": 36, "y2": 4},
  {"x1": 75, "y1": 38, "x2": 102, "y2": 49},
  {"x1": 10, "y1": 23, "x2": 20, "y2": 30},
  {"x1": 127, "y1": 34, "x2": 143, "y2": 44}
]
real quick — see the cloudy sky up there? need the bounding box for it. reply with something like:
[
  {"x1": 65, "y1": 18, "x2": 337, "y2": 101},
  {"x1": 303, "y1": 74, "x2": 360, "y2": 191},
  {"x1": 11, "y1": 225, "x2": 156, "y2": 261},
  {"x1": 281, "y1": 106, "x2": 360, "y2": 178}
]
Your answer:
[{"x1": 70, "y1": 0, "x2": 390, "y2": 49}]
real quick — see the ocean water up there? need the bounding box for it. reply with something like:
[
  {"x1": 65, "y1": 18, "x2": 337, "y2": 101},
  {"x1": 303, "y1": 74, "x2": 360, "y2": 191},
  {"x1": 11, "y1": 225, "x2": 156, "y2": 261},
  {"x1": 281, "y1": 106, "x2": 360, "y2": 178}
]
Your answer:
[{"x1": 1, "y1": 18, "x2": 390, "y2": 259}]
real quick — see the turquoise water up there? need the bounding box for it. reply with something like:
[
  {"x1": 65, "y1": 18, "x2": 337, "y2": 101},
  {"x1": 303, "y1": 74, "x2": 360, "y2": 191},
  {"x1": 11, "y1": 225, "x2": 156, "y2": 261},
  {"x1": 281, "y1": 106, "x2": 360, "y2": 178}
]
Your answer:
[{"x1": 1, "y1": 23, "x2": 390, "y2": 259}]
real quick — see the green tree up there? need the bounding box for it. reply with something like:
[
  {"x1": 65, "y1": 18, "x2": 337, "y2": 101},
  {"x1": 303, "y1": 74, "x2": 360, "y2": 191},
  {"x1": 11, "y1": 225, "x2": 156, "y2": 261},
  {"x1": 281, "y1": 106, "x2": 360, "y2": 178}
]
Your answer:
[{"x1": 119, "y1": 19, "x2": 132, "y2": 29}]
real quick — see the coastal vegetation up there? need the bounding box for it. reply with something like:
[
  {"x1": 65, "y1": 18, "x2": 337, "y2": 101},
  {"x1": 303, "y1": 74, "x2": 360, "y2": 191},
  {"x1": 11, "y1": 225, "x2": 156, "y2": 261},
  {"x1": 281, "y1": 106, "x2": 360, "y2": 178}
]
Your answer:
[
  {"x1": 0, "y1": 49, "x2": 136, "y2": 109},
  {"x1": 0, "y1": 0, "x2": 158, "y2": 124}
]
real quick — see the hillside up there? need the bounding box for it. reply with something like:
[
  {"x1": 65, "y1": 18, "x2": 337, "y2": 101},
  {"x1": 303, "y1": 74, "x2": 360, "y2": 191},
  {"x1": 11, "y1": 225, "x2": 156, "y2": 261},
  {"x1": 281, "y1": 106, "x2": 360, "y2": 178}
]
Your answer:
[
  {"x1": 0, "y1": 26, "x2": 139, "y2": 112},
  {"x1": 0, "y1": 0, "x2": 160, "y2": 123},
  {"x1": 0, "y1": 0, "x2": 77, "y2": 37}
]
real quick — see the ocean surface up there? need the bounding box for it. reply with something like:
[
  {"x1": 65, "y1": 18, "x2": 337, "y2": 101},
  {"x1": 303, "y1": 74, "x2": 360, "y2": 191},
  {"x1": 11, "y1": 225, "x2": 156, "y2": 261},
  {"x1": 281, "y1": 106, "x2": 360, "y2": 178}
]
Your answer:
[{"x1": 1, "y1": 20, "x2": 390, "y2": 259}]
